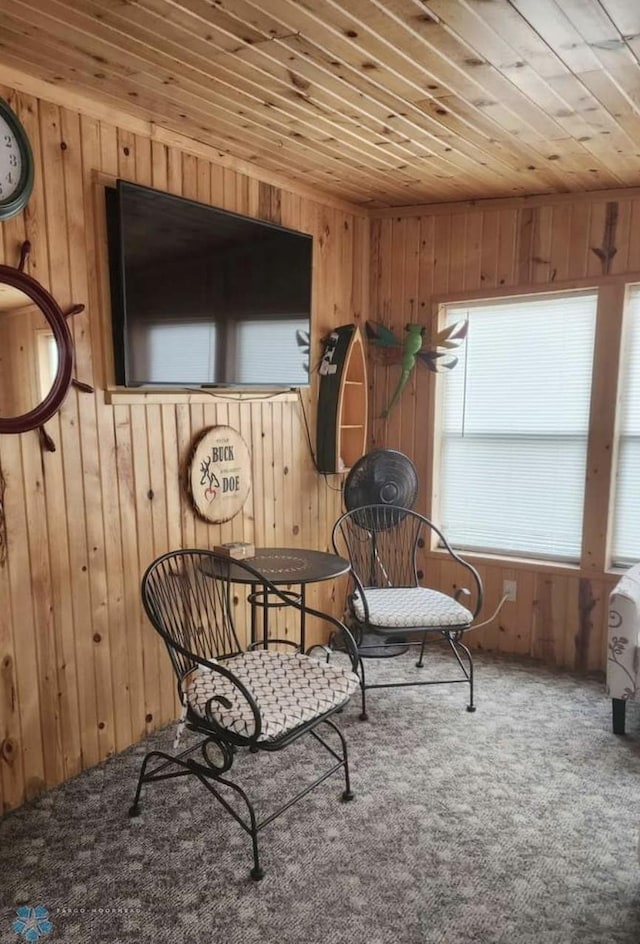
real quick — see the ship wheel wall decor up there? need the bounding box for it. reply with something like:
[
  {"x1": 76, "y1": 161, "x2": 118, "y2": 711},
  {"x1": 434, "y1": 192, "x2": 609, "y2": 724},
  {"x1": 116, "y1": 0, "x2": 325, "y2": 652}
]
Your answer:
[{"x1": 0, "y1": 240, "x2": 93, "y2": 451}]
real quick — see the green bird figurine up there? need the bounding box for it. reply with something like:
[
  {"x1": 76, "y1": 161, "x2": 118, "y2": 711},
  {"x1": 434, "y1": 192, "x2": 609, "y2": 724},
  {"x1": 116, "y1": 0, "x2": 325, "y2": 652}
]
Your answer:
[{"x1": 366, "y1": 319, "x2": 468, "y2": 418}]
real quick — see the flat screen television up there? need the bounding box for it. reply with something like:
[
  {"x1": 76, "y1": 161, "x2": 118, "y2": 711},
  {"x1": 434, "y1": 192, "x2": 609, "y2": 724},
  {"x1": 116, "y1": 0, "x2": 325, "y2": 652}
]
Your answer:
[{"x1": 105, "y1": 180, "x2": 313, "y2": 388}]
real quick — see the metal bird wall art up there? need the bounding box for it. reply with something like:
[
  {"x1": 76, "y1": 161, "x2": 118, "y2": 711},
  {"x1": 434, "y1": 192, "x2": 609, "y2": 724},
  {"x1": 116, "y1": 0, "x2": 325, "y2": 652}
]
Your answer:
[{"x1": 366, "y1": 319, "x2": 468, "y2": 418}]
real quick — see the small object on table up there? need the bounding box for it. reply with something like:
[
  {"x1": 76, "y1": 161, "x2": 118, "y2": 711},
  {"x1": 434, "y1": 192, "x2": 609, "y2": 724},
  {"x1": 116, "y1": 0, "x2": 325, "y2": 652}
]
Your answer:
[{"x1": 213, "y1": 541, "x2": 256, "y2": 560}]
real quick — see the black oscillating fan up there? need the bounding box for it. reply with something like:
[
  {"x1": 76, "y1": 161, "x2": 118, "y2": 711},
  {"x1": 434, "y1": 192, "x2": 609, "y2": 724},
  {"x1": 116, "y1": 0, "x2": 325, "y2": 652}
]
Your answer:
[{"x1": 343, "y1": 448, "x2": 418, "y2": 511}]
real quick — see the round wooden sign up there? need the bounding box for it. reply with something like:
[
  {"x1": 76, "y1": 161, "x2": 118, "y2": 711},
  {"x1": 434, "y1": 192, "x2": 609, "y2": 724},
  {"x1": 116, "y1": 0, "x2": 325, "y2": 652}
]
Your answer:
[{"x1": 188, "y1": 426, "x2": 252, "y2": 523}]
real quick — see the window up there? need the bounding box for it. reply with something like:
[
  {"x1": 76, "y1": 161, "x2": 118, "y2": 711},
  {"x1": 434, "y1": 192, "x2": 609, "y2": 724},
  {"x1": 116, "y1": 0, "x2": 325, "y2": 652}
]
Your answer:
[
  {"x1": 437, "y1": 292, "x2": 598, "y2": 561},
  {"x1": 35, "y1": 329, "x2": 58, "y2": 399},
  {"x1": 611, "y1": 286, "x2": 640, "y2": 566}
]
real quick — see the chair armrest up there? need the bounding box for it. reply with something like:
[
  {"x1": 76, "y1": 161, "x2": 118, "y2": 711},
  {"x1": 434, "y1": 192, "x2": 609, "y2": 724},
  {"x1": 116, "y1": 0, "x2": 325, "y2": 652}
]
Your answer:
[
  {"x1": 301, "y1": 608, "x2": 360, "y2": 672},
  {"x1": 229, "y1": 563, "x2": 361, "y2": 674},
  {"x1": 430, "y1": 530, "x2": 484, "y2": 619},
  {"x1": 180, "y1": 656, "x2": 264, "y2": 744},
  {"x1": 449, "y1": 560, "x2": 483, "y2": 620}
]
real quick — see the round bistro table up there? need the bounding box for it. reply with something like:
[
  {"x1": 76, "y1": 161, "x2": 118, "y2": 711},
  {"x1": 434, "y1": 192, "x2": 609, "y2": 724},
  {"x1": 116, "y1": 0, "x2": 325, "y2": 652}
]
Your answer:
[{"x1": 219, "y1": 547, "x2": 350, "y2": 650}]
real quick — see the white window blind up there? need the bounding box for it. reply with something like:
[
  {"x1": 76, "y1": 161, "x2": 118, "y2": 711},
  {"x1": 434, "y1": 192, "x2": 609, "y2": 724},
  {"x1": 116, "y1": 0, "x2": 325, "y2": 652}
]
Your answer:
[
  {"x1": 235, "y1": 319, "x2": 308, "y2": 385},
  {"x1": 611, "y1": 286, "x2": 640, "y2": 566},
  {"x1": 438, "y1": 292, "x2": 597, "y2": 561},
  {"x1": 134, "y1": 322, "x2": 216, "y2": 384}
]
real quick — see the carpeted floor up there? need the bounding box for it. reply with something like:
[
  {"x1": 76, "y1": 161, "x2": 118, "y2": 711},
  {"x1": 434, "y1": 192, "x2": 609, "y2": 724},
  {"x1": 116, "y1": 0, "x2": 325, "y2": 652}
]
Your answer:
[{"x1": 1, "y1": 646, "x2": 640, "y2": 944}]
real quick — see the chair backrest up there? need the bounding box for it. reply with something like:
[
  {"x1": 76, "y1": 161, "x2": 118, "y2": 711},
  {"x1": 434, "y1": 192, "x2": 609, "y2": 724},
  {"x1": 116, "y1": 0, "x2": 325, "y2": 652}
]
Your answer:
[
  {"x1": 332, "y1": 504, "x2": 423, "y2": 588},
  {"x1": 332, "y1": 504, "x2": 483, "y2": 617},
  {"x1": 141, "y1": 549, "x2": 246, "y2": 683}
]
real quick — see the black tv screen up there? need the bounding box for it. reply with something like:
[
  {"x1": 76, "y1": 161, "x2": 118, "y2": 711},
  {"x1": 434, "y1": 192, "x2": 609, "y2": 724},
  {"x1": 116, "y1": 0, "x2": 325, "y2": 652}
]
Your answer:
[{"x1": 106, "y1": 180, "x2": 313, "y2": 387}]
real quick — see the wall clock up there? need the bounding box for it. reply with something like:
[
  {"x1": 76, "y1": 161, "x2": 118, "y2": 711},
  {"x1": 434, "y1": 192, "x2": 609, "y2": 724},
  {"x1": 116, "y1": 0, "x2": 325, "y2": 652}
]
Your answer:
[{"x1": 0, "y1": 97, "x2": 34, "y2": 221}]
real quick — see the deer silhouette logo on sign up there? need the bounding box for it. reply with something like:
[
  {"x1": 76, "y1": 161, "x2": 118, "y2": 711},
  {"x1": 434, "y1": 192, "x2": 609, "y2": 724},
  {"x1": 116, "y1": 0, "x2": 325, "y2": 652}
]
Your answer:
[{"x1": 188, "y1": 426, "x2": 252, "y2": 523}]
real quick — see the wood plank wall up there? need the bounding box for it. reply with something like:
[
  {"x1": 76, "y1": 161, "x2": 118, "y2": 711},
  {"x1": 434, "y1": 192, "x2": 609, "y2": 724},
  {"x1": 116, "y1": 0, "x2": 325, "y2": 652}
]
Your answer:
[
  {"x1": 369, "y1": 194, "x2": 640, "y2": 678},
  {"x1": 0, "y1": 83, "x2": 369, "y2": 814},
  {"x1": 3, "y1": 70, "x2": 638, "y2": 815}
]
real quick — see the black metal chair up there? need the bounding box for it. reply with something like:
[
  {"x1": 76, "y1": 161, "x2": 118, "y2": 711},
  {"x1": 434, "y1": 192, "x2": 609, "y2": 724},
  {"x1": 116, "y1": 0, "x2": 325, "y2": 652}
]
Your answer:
[
  {"x1": 130, "y1": 549, "x2": 360, "y2": 880},
  {"x1": 332, "y1": 504, "x2": 484, "y2": 721}
]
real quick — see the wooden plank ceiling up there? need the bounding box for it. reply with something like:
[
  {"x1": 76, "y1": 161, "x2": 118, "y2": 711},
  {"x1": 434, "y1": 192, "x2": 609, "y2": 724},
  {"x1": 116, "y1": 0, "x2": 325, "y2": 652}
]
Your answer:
[{"x1": 1, "y1": 0, "x2": 640, "y2": 207}]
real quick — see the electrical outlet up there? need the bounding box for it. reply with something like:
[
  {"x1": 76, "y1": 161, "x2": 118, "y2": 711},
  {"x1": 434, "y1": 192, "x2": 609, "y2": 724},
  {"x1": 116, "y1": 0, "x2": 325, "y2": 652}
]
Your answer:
[{"x1": 503, "y1": 579, "x2": 517, "y2": 602}]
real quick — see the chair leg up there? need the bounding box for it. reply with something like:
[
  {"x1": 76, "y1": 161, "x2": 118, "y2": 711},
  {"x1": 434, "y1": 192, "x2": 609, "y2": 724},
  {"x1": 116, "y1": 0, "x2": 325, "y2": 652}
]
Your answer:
[
  {"x1": 359, "y1": 657, "x2": 368, "y2": 721},
  {"x1": 613, "y1": 698, "x2": 626, "y2": 735},
  {"x1": 201, "y1": 769, "x2": 265, "y2": 881},
  {"x1": 415, "y1": 632, "x2": 427, "y2": 668},
  {"x1": 446, "y1": 633, "x2": 476, "y2": 712},
  {"x1": 222, "y1": 777, "x2": 263, "y2": 881},
  {"x1": 336, "y1": 725, "x2": 354, "y2": 801},
  {"x1": 128, "y1": 740, "x2": 265, "y2": 879},
  {"x1": 129, "y1": 747, "x2": 194, "y2": 816},
  {"x1": 320, "y1": 717, "x2": 355, "y2": 801},
  {"x1": 128, "y1": 744, "x2": 215, "y2": 817},
  {"x1": 129, "y1": 750, "x2": 159, "y2": 816}
]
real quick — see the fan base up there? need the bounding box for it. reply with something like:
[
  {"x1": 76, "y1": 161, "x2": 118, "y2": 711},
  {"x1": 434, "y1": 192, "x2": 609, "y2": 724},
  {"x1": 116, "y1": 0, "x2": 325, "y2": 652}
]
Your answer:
[
  {"x1": 332, "y1": 627, "x2": 411, "y2": 659},
  {"x1": 355, "y1": 631, "x2": 410, "y2": 658}
]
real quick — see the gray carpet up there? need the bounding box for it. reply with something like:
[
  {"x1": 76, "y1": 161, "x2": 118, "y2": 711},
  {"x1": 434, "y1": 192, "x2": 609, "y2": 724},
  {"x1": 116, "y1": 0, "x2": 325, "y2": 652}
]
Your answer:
[{"x1": 1, "y1": 646, "x2": 640, "y2": 944}]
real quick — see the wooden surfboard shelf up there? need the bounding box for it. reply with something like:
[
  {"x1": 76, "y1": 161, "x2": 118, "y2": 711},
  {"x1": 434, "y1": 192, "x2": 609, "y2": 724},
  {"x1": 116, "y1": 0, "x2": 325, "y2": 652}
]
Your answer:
[{"x1": 316, "y1": 324, "x2": 368, "y2": 474}]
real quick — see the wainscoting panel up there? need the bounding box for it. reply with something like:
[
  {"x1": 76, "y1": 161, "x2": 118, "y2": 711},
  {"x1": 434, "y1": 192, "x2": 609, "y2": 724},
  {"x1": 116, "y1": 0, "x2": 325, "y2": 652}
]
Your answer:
[{"x1": 0, "y1": 82, "x2": 369, "y2": 812}]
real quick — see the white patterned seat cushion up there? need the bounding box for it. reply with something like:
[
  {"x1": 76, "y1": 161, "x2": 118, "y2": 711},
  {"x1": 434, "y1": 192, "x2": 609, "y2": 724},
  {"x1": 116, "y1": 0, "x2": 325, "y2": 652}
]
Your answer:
[
  {"x1": 182, "y1": 649, "x2": 359, "y2": 743},
  {"x1": 353, "y1": 587, "x2": 473, "y2": 629}
]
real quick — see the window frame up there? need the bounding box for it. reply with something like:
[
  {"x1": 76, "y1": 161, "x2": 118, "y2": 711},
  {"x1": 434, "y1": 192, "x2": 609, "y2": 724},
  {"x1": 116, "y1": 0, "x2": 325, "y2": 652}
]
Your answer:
[
  {"x1": 608, "y1": 282, "x2": 640, "y2": 568},
  {"x1": 426, "y1": 277, "x2": 627, "y2": 576}
]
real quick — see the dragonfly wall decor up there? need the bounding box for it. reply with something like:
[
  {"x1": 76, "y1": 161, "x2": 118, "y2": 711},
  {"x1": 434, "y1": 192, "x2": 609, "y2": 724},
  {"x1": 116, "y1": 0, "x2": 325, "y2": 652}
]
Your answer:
[{"x1": 366, "y1": 320, "x2": 468, "y2": 418}]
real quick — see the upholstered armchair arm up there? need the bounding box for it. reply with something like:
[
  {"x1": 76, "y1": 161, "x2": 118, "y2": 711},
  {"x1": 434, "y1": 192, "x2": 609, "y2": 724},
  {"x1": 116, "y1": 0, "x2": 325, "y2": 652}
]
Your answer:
[{"x1": 607, "y1": 566, "x2": 640, "y2": 702}]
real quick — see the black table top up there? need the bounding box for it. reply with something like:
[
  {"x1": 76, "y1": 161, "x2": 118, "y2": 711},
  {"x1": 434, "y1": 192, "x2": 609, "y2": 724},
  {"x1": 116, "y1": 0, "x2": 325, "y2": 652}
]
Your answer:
[{"x1": 212, "y1": 547, "x2": 350, "y2": 585}]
